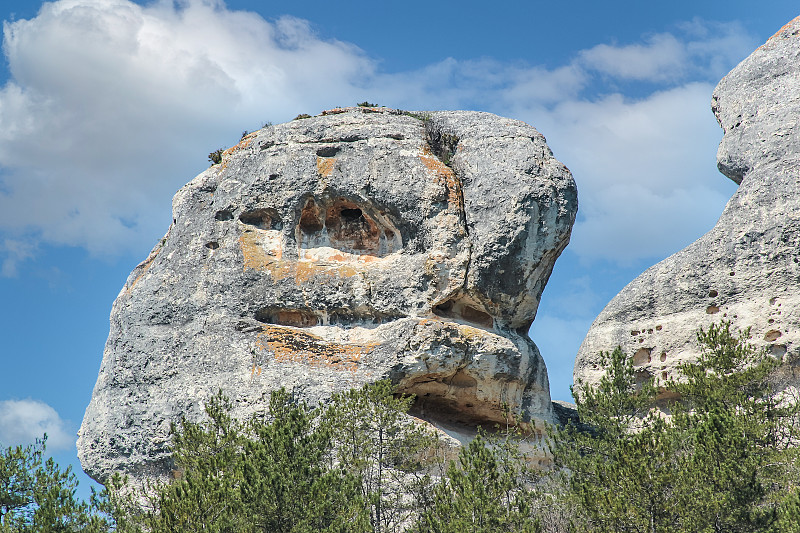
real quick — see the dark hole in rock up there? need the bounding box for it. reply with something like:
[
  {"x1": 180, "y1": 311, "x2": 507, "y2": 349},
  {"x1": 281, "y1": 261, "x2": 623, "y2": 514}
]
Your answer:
[
  {"x1": 764, "y1": 329, "x2": 782, "y2": 342},
  {"x1": 299, "y1": 200, "x2": 324, "y2": 234},
  {"x1": 240, "y1": 208, "x2": 282, "y2": 230},
  {"x1": 326, "y1": 201, "x2": 380, "y2": 252},
  {"x1": 634, "y1": 369, "x2": 653, "y2": 388},
  {"x1": 706, "y1": 305, "x2": 720, "y2": 314},
  {"x1": 340, "y1": 208, "x2": 363, "y2": 221},
  {"x1": 771, "y1": 344, "x2": 787, "y2": 357},
  {"x1": 205, "y1": 242, "x2": 220, "y2": 250},
  {"x1": 255, "y1": 308, "x2": 319, "y2": 328},
  {"x1": 404, "y1": 371, "x2": 503, "y2": 426},
  {"x1": 215, "y1": 210, "x2": 233, "y2": 221},
  {"x1": 268, "y1": 173, "x2": 279, "y2": 180},
  {"x1": 316, "y1": 146, "x2": 341, "y2": 157},
  {"x1": 435, "y1": 301, "x2": 454, "y2": 314},
  {"x1": 461, "y1": 306, "x2": 493, "y2": 328},
  {"x1": 660, "y1": 352, "x2": 667, "y2": 362},
  {"x1": 708, "y1": 289, "x2": 718, "y2": 297}
]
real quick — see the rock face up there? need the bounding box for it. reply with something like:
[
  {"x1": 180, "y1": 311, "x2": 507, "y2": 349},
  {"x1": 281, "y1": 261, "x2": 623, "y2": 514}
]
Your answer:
[
  {"x1": 575, "y1": 18, "x2": 800, "y2": 394},
  {"x1": 78, "y1": 108, "x2": 577, "y2": 483}
]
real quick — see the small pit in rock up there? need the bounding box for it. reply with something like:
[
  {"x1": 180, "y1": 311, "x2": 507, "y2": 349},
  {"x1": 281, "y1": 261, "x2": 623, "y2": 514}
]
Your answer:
[
  {"x1": 215, "y1": 210, "x2": 234, "y2": 221},
  {"x1": 240, "y1": 208, "x2": 282, "y2": 230}
]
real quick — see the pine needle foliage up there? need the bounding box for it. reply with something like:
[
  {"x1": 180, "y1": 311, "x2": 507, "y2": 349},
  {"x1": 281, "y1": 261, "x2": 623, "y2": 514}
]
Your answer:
[
  {"x1": 415, "y1": 431, "x2": 540, "y2": 533},
  {"x1": 0, "y1": 436, "x2": 111, "y2": 532},
  {"x1": 552, "y1": 321, "x2": 800, "y2": 533}
]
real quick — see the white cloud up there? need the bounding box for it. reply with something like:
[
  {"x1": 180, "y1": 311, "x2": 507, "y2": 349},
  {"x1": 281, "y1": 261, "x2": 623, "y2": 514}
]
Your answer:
[
  {"x1": 506, "y1": 82, "x2": 740, "y2": 263},
  {"x1": 0, "y1": 398, "x2": 74, "y2": 450},
  {"x1": 1, "y1": 238, "x2": 36, "y2": 276},
  {"x1": 0, "y1": 2, "x2": 756, "y2": 269},
  {"x1": 579, "y1": 33, "x2": 688, "y2": 82},
  {"x1": 0, "y1": 0, "x2": 375, "y2": 257},
  {"x1": 578, "y1": 21, "x2": 754, "y2": 83}
]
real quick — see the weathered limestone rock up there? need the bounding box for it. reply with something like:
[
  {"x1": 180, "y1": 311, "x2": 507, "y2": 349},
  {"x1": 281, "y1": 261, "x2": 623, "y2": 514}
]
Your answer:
[
  {"x1": 78, "y1": 108, "x2": 577, "y2": 483},
  {"x1": 575, "y1": 17, "x2": 800, "y2": 394}
]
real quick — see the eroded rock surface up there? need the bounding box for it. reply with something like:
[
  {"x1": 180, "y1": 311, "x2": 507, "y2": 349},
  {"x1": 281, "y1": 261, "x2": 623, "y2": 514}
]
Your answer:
[
  {"x1": 575, "y1": 17, "x2": 800, "y2": 394},
  {"x1": 78, "y1": 108, "x2": 576, "y2": 484}
]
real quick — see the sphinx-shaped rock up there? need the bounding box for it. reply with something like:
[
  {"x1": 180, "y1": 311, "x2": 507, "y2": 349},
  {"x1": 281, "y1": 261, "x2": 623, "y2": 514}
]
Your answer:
[
  {"x1": 78, "y1": 108, "x2": 577, "y2": 483},
  {"x1": 575, "y1": 17, "x2": 800, "y2": 394}
]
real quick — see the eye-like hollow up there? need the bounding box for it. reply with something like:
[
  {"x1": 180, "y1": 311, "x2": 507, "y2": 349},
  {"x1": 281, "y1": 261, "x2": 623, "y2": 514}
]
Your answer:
[
  {"x1": 296, "y1": 197, "x2": 402, "y2": 258},
  {"x1": 325, "y1": 202, "x2": 380, "y2": 254}
]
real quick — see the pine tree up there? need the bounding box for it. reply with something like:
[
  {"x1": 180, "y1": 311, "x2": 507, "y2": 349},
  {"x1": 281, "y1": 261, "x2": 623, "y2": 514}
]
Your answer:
[
  {"x1": 321, "y1": 380, "x2": 440, "y2": 533},
  {"x1": 0, "y1": 436, "x2": 111, "y2": 532},
  {"x1": 552, "y1": 322, "x2": 800, "y2": 533},
  {"x1": 133, "y1": 389, "x2": 370, "y2": 533},
  {"x1": 416, "y1": 432, "x2": 540, "y2": 533},
  {"x1": 553, "y1": 347, "x2": 679, "y2": 532}
]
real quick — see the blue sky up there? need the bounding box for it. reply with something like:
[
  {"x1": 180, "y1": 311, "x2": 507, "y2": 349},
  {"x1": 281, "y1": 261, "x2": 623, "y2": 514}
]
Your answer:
[{"x1": 0, "y1": 0, "x2": 797, "y2": 494}]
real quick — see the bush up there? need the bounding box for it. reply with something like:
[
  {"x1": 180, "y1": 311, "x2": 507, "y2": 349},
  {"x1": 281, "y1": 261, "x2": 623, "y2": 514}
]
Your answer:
[{"x1": 207, "y1": 148, "x2": 224, "y2": 165}]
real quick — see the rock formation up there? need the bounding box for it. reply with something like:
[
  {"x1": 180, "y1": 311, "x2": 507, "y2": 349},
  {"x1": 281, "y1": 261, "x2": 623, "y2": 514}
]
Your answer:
[
  {"x1": 78, "y1": 108, "x2": 577, "y2": 484},
  {"x1": 575, "y1": 17, "x2": 800, "y2": 394}
]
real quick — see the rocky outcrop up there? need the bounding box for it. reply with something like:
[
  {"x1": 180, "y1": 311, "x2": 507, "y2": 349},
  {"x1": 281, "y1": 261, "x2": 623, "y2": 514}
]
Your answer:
[
  {"x1": 575, "y1": 17, "x2": 800, "y2": 394},
  {"x1": 78, "y1": 108, "x2": 577, "y2": 483}
]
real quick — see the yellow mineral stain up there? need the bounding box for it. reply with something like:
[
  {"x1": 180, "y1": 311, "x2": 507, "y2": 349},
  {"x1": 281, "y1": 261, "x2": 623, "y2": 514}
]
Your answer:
[
  {"x1": 216, "y1": 133, "x2": 257, "y2": 172},
  {"x1": 125, "y1": 246, "x2": 161, "y2": 294},
  {"x1": 256, "y1": 325, "x2": 377, "y2": 372},
  {"x1": 316, "y1": 156, "x2": 335, "y2": 177},
  {"x1": 239, "y1": 231, "x2": 360, "y2": 283},
  {"x1": 419, "y1": 145, "x2": 464, "y2": 210}
]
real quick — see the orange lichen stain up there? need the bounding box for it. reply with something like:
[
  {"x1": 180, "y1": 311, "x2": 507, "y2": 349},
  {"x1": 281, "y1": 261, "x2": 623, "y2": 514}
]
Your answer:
[
  {"x1": 768, "y1": 16, "x2": 800, "y2": 41},
  {"x1": 321, "y1": 108, "x2": 347, "y2": 115},
  {"x1": 215, "y1": 133, "x2": 258, "y2": 172},
  {"x1": 239, "y1": 231, "x2": 292, "y2": 279},
  {"x1": 256, "y1": 325, "x2": 377, "y2": 372},
  {"x1": 239, "y1": 231, "x2": 360, "y2": 282},
  {"x1": 301, "y1": 249, "x2": 380, "y2": 265},
  {"x1": 293, "y1": 260, "x2": 359, "y2": 283},
  {"x1": 418, "y1": 145, "x2": 464, "y2": 210},
  {"x1": 456, "y1": 323, "x2": 492, "y2": 341},
  {"x1": 125, "y1": 244, "x2": 162, "y2": 294},
  {"x1": 316, "y1": 156, "x2": 336, "y2": 177}
]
